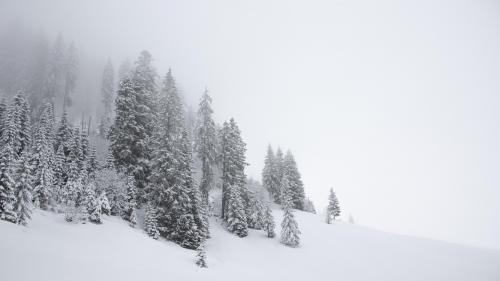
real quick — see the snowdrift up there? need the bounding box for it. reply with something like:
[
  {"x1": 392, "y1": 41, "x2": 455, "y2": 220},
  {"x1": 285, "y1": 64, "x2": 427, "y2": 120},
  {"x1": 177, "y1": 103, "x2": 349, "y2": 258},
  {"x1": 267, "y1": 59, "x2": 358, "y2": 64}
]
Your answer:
[{"x1": 1, "y1": 209, "x2": 499, "y2": 281}]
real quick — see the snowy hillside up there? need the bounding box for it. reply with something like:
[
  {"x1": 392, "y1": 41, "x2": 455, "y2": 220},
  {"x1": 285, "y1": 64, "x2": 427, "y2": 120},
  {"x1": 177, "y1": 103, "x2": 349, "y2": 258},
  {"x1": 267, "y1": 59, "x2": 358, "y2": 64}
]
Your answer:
[{"x1": 2, "y1": 209, "x2": 499, "y2": 281}]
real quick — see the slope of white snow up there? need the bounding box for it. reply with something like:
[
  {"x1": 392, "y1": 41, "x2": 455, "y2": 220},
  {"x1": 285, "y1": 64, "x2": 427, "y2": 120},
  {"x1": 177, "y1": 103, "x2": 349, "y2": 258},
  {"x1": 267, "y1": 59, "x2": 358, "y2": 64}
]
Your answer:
[{"x1": 1, "y1": 209, "x2": 499, "y2": 281}]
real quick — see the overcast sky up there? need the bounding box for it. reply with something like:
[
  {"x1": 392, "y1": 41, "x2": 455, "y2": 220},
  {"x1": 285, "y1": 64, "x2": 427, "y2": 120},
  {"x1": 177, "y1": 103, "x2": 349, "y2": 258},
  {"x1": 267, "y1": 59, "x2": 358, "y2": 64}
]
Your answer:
[{"x1": 1, "y1": 0, "x2": 499, "y2": 249}]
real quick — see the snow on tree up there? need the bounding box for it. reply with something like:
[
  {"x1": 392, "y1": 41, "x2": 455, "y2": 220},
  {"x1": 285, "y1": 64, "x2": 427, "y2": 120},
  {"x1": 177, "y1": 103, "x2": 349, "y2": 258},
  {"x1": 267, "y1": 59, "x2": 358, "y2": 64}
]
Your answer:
[
  {"x1": 195, "y1": 242, "x2": 208, "y2": 268},
  {"x1": 194, "y1": 89, "x2": 218, "y2": 203},
  {"x1": 220, "y1": 119, "x2": 248, "y2": 237},
  {"x1": 274, "y1": 148, "x2": 284, "y2": 203},
  {"x1": 145, "y1": 203, "x2": 160, "y2": 239},
  {"x1": 98, "y1": 191, "x2": 111, "y2": 216},
  {"x1": 262, "y1": 203, "x2": 276, "y2": 238},
  {"x1": 0, "y1": 99, "x2": 7, "y2": 139},
  {"x1": 282, "y1": 150, "x2": 305, "y2": 210},
  {"x1": 87, "y1": 147, "x2": 98, "y2": 180},
  {"x1": 0, "y1": 144, "x2": 17, "y2": 223},
  {"x1": 109, "y1": 75, "x2": 152, "y2": 194},
  {"x1": 13, "y1": 153, "x2": 32, "y2": 225},
  {"x1": 262, "y1": 145, "x2": 281, "y2": 204},
  {"x1": 247, "y1": 191, "x2": 264, "y2": 230},
  {"x1": 31, "y1": 103, "x2": 55, "y2": 210},
  {"x1": 326, "y1": 188, "x2": 341, "y2": 224},
  {"x1": 0, "y1": 93, "x2": 32, "y2": 223},
  {"x1": 122, "y1": 176, "x2": 137, "y2": 225},
  {"x1": 280, "y1": 176, "x2": 301, "y2": 247}
]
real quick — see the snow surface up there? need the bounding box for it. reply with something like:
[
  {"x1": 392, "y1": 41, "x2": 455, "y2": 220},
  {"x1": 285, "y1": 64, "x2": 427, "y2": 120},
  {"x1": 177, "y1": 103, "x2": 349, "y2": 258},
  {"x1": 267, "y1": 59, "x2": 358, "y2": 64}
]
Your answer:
[{"x1": 1, "y1": 209, "x2": 499, "y2": 281}]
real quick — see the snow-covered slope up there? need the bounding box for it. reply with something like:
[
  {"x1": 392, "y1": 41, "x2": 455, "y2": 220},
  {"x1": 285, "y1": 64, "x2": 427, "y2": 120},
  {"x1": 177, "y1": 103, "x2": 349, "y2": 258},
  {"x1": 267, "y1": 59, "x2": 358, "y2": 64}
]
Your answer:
[{"x1": 1, "y1": 210, "x2": 499, "y2": 281}]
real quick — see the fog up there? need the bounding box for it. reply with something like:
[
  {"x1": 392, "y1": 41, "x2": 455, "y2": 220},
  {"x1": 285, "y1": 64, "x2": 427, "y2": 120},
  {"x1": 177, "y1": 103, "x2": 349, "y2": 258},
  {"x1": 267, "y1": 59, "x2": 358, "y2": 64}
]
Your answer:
[{"x1": 1, "y1": 0, "x2": 499, "y2": 249}]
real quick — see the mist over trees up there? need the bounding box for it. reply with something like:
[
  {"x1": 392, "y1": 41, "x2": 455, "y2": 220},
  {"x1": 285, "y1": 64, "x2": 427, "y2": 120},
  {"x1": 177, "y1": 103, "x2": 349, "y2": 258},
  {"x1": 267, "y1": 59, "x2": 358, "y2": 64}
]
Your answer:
[{"x1": 0, "y1": 22, "x2": 325, "y2": 260}]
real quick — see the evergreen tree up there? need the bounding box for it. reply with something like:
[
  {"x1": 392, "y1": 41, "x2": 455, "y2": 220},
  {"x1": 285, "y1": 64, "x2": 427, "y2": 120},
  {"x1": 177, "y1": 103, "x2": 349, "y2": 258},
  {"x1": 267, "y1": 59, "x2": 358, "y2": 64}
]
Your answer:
[
  {"x1": 274, "y1": 148, "x2": 284, "y2": 203},
  {"x1": 262, "y1": 203, "x2": 276, "y2": 238},
  {"x1": 220, "y1": 119, "x2": 248, "y2": 237},
  {"x1": 0, "y1": 144, "x2": 16, "y2": 223},
  {"x1": 280, "y1": 176, "x2": 301, "y2": 247},
  {"x1": 13, "y1": 153, "x2": 32, "y2": 225},
  {"x1": 282, "y1": 151, "x2": 305, "y2": 210},
  {"x1": 98, "y1": 191, "x2": 111, "y2": 216},
  {"x1": 262, "y1": 145, "x2": 280, "y2": 203},
  {"x1": 87, "y1": 147, "x2": 98, "y2": 180},
  {"x1": 145, "y1": 203, "x2": 160, "y2": 239},
  {"x1": 194, "y1": 89, "x2": 217, "y2": 203},
  {"x1": 0, "y1": 93, "x2": 31, "y2": 223},
  {"x1": 0, "y1": 99, "x2": 7, "y2": 139},
  {"x1": 109, "y1": 75, "x2": 152, "y2": 193},
  {"x1": 326, "y1": 188, "x2": 340, "y2": 223},
  {"x1": 31, "y1": 103, "x2": 55, "y2": 210},
  {"x1": 196, "y1": 242, "x2": 208, "y2": 268}
]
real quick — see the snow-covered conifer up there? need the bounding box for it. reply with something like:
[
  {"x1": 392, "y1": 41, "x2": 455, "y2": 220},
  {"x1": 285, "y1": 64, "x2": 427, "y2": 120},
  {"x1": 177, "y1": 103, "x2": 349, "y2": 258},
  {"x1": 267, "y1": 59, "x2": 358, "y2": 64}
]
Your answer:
[
  {"x1": 262, "y1": 203, "x2": 276, "y2": 238},
  {"x1": 145, "y1": 203, "x2": 160, "y2": 239},
  {"x1": 280, "y1": 176, "x2": 301, "y2": 247},
  {"x1": 13, "y1": 153, "x2": 32, "y2": 225},
  {"x1": 282, "y1": 151, "x2": 305, "y2": 210},
  {"x1": 194, "y1": 89, "x2": 217, "y2": 203},
  {"x1": 326, "y1": 188, "x2": 340, "y2": 224},
  {"x1": 196, "y1": 242, "x2": 208, "y2": 268}
]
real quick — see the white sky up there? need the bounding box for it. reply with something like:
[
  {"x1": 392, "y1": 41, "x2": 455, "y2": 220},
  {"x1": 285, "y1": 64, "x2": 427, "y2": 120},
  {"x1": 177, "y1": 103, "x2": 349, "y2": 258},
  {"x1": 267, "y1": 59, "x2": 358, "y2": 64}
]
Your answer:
[{"x1": 1, "y1": 0, "x2": 499, "y2": 249}]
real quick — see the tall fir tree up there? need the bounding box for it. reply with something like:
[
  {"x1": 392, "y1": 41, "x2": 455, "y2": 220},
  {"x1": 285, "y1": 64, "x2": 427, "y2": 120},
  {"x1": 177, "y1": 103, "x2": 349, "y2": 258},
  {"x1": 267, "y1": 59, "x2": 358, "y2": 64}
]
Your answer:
[
  {"x1": 282, "y1": 151, "x2": 305, "y2": 210},
  {"x1": 194, "y1": 89, "x2": 217, "y2": 204},
  {"x1": 280, "y1": 176, "x2": 301, "y2": 247},
  {"x1": 262, "y1": 145, "x2": 281, "y2": 204},
  {"x1": 31, "y1": 103, "x2": 55, "y2": 210},
  {"x1": 45, "y1": 33, "x2": 66, "y2": 104},
  {"x1": 221, "y1": 119, "x2": 248, "y2": 237},
  {"x1": 13, "y1": 153, "x2": 33, "y2": 225}
]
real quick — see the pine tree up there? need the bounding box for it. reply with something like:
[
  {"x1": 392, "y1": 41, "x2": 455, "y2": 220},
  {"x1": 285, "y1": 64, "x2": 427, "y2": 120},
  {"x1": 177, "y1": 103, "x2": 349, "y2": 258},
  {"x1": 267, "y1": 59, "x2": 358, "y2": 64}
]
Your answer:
[
  {"x1": 0, "y1": 93, "x2": 31, "y2": 223},
  {"x1": 0, "y1": 99, "x2": 7, "y2": 140},
  {"x1": 282, "y1": 151, "x2": 305, "y2": 210},
  {"x1": 87, "y1": 147, "x2": 98, "y2": 180},
  {"x1": 220, "y1": 119, "x2": 248, "y2": 237},
  {"x1": 194, "y1": 89, "x2": 217, "y2": 203},
  {"x1": 274, "y1": 148, "x2": 284, "y2": 203},
  {"x1": 262, "y1": 145, "x2": 281, "y2": 204},
  {"x1": 196, "y1": 242, "x2": 208, "y2": 268},
  {"x1": 280, "y1": 176, "x2": 301, "y2": 247},
  {"x1": 98, "y1": 191, "x2": 111, "y2": 216},
  {"x1": 122, "y1": 176, "x2": 137, "y2": 226},
  {"x1": 145, "y1": 203, "x2": 160, "y2": 239},
  {"x1": 326, "y1": 188, "x2": 341, "y2": 223},
  {"x1": 109, "y1": 76, "x2": 152, "y2": 193},
  {"x1": 0, "y1": 144, "x2": 17, "y2": 223},
  {"x1": 31, "y1": 103, "x2": 55, "y2": 210},
  {"x1": 14, "y1": 153, "x2": 33, "y2": 225},
  {"x1": 262, "y1": 203, "x2": 276, "y2": 238}
]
